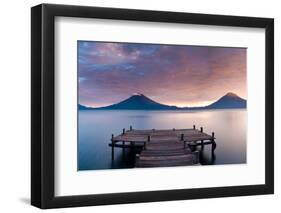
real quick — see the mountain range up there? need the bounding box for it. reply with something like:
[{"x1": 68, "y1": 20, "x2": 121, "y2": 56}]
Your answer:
[{"x1": 79, "y1": 92, "x2": 246, "y2": 110}]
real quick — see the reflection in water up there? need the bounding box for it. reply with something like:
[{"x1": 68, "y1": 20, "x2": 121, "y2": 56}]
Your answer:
[{"x1": 78, "y1": 109, "x2": 246, "y2": 171}]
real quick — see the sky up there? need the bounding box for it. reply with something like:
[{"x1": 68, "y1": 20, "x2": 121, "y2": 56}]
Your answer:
[{"x1": 78, "y1": 41, "x2": 246, "y2": 107}]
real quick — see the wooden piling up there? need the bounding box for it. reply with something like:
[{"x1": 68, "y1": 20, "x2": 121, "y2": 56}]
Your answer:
[
  {"x1": 211, "y1": 132, "x2": 216, "y2": 152},
  {"x1": 212, "y1": 142, "x2": 216, "y2": 152},
  {"x1": 131, "y1": 141, "x2": 135, "y2": 151},
  {"x1": 111, "y1": 134, "x2": 114, "y2": 160},
  {"x1": 193, "y1": 150, "x2": 200, "y2": 164}
]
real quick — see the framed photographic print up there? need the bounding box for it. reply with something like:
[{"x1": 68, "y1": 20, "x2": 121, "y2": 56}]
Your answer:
[{"x1": 31, "y1": 4, "x2": 274, "y2": 209}]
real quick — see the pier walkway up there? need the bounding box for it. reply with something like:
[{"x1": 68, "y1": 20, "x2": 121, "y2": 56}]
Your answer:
[{"x1": 109, "y1": 126, "x2": 216, "y2": 168}]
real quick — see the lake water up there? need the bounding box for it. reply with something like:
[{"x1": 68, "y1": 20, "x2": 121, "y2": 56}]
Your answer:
[{"x1": 78, "y1": 109, "x2": 247, "y2": 171}]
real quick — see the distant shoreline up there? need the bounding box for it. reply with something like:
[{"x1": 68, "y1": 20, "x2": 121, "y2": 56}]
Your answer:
[
  {"x1": 79, "y1": 107, "x2": 247, "y2": 111},
  {"x1": 79, "y1": 92, "x2": 247, "y2": 111}
]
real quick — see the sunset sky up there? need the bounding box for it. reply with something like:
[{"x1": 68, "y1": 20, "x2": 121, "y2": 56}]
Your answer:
[{"x1": 78, "y1": 41, "x2": 246, "y2": 107}]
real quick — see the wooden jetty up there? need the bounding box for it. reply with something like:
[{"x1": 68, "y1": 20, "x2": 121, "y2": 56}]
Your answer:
[{"x1": 109, "y1": 125, "x2": 216, "y2": 168}]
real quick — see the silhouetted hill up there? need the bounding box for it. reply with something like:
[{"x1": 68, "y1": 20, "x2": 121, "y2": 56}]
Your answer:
[
  {"x1": 91, "y1": 93, "x2": 178, "y2": 110},
  {"x1": 205, "y1": 92, "x2": 246, "y2": 109},
  {"x1": 78, "y1": 92, "x2": 246, "y2": 110},
  {"x1": 78, "y1": 104, "x2": 91, "y2": 110}
]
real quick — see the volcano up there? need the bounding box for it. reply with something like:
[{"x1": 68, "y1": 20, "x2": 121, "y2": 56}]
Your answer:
[
  {"x1": 205, "y1": 92, "x2": 246, "y2": 109},
  {"x1": 91, "y1": 93, "x2": 178, "y2": 110},
  {"x1": 79, "y1": 92, "x2": 246, "y2": 110}
]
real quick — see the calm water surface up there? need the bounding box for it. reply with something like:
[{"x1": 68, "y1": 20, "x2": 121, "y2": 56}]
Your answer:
[{"x1": 78, "y1": 109, "x2": 246, "y2": 171}]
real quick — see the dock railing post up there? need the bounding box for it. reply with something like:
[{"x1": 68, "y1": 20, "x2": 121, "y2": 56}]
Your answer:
[
  {"x1": 181, "y1": 134, "x2": 186, "y2": 149},
  {"x1": 111, "y1": 134, "x2": 114, "y2": 160},
  {"x1": 144, "y1": 135, "x2": 150, "y2": 150}
]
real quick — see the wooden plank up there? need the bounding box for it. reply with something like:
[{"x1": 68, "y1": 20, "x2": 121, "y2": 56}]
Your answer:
[
  {"x1": 136, "y1": 129, "x2": 195, "y2": 167},
  {"x1": 109, "y1": 143, "x2": 144, "y2": 148}
]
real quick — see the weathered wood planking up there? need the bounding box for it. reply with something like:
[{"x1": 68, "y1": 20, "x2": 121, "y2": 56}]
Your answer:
[
  {"x1": 135, "y1": 130, "x2": 193, "y2": 167},
  {"x1": 110, "y1": 128, "x2": 216, "y2": 168},
  {"x1": 112, "y1": 129, "x2": 214, "y2": 143}
]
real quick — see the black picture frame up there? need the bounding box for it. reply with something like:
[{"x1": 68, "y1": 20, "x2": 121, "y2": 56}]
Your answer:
[{"x1": 31, "y1": 3, "x2": 274, "y2": 209}]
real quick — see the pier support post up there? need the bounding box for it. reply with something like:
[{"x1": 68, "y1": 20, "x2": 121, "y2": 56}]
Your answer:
[
  {"x1": 111, "y1": 134, "x2": 114, "y2": 160},
  {"x1": 211, "y1": 132, "x2": 216, "y2": 153},
  {"x1": 211, "y1": 132, "x2": 216, "y2": 163},
  {"x1": 193, "y1": 150, "x2": 200, "y2": 164},
  {"x1": 212, "y1": 141, "x2": 216, "y2": 151},
  {"x1": 122, "y1": 141, "x2": 125, "y2": 158},
  {"x1": 131, "y1": 141, "x2": 135, "y2": 152}
]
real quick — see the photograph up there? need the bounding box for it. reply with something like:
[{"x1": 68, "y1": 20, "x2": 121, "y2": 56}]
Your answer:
[
  {"x1": 30, "y1": 3, "x2": 274, "y2": 209},
  {"x1": 78, "y1": 41, "x2": 247, "y2": 171}
]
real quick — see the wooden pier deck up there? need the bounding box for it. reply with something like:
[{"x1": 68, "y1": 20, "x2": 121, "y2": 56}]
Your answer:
[{"x1": 109, "y1": 126, "x2": 216, "y2": 168}]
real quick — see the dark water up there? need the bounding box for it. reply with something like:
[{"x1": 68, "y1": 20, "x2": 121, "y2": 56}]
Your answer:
[{"x1": 78, "y1": 109, "x2": 247, "y2": 171}]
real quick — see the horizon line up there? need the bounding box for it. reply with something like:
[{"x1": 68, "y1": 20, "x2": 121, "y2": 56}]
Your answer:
[{"x1": 79, "y1": 92, "x2": 247, "y2": 108}]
